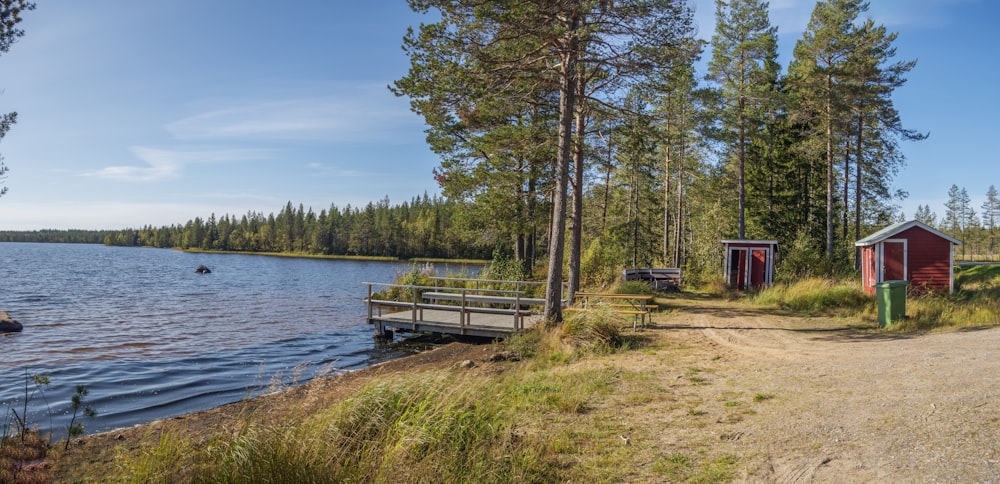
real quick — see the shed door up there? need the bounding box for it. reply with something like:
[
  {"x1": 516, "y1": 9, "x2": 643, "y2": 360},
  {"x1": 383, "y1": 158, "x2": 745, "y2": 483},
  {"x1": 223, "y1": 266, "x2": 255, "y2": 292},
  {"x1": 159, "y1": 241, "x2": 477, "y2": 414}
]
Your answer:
[
  {"x1": 862, "y1": 246, "x2": 877, "y2": 294},
  {"x1": 882, "y1": 240, "x2": 906, "y2": 281},
  {"x1": 750, "y1": 249, "x2": 767, "y2": 289},
  {"x1": 728, "y1": 248, "x2": 748, "y2": 291}
]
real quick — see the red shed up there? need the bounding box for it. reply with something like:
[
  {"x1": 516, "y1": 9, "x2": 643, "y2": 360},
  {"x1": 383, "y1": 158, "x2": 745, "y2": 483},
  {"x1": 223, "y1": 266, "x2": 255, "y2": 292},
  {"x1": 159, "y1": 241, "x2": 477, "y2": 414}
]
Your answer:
[
  {"x1": 855, "y1": 220, "x2": 962, "y2": 295},
  {"x1": 721, "y1": 239, "x2": 778, "y2": 290}
]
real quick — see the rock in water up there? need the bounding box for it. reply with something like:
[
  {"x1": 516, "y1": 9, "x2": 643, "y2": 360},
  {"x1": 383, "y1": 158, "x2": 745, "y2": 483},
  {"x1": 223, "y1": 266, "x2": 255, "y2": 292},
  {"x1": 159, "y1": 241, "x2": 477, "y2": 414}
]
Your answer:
[
  {"x1": 195, "y1": 264, "x2": 212, "y2": 274},
  {"x1": 0, "y1": 311, "x2": 23, "y2": 333}
]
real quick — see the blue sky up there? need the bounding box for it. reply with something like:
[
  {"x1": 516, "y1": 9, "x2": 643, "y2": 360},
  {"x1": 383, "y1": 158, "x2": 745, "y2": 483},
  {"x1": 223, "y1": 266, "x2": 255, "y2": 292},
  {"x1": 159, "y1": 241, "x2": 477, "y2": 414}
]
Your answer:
[{"x1": 0, "y1": 0, "x2": 994, "y2": 230}]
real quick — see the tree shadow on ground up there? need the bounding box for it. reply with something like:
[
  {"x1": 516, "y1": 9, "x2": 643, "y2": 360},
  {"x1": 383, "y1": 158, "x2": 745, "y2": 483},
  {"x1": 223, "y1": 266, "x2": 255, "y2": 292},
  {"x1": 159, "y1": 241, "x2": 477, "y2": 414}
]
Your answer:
[{"x1": 652, "y1": 293, "x2": 921, "y2": 343}]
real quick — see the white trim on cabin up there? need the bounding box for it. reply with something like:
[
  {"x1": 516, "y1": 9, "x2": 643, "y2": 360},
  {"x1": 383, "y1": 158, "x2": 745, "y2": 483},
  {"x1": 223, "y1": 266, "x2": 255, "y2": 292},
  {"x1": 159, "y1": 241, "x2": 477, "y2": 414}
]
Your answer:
[
  {"x1": 724, "y1": 245, "x2": 775, "y2": 289},
  {"x1": 950, "y1": 243, "x2": 955, "y2": 294},
  {"x1": 876, "y1": 238, "x2": 908, "y2": 283}
]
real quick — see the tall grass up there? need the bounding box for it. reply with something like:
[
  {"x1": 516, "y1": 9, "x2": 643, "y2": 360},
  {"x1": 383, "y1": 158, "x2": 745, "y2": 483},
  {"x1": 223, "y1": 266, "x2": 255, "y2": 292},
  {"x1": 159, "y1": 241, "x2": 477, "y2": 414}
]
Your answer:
[
  {"x1": 753, "y1": 268, "x2": 1000, "y2": 331},
  {"x1": 753, "y1": 277, "x2": 871, "y2": 315},
  {"x1": 561, "y1": 307, "x2": 626, "y2": 352},
  {"x1": 106, "y1": 314, "x2": 640, "y2": 483},
  {"x1": 191, "y1": 372, "x2": 551, "y2": 483},
  {"x1": 897, "y1": 265, "x2": 1000, "y2": 331}
]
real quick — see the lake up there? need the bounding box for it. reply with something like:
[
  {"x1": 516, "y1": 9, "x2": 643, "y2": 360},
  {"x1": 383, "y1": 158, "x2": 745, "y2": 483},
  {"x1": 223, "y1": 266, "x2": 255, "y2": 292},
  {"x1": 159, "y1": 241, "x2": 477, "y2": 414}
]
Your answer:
[{"x1": 0, "y1": 243, "x2": 473, "y2": 437}]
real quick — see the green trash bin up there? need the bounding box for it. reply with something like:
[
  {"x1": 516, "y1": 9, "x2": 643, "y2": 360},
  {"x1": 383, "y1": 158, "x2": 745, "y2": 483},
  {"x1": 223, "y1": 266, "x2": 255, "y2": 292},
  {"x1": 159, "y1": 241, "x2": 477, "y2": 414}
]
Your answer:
[{"x1": 876, "y1": 280, "x2": 907, "y2": 327}]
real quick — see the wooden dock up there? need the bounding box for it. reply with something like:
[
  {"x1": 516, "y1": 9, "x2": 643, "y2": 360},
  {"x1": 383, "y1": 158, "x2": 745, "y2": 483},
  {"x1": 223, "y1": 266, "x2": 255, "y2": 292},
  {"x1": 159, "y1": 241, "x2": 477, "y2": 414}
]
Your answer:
[
  {"x1": 364, "y1": 278, "x2": 561, "y2": 340},
  {"x1": 369, "y1": 307, "x2": 546, "y2": 339}
]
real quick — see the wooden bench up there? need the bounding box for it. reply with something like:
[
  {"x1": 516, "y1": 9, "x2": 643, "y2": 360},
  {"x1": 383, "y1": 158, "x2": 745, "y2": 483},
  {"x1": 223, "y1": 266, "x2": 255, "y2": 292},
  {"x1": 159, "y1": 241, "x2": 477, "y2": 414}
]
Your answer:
[
  {"x1": 571, "y1": 292, "x2": 655, "y2": 330},
  {"x1": 623, "y1": 268, "x2": 681, "y2": 291}
]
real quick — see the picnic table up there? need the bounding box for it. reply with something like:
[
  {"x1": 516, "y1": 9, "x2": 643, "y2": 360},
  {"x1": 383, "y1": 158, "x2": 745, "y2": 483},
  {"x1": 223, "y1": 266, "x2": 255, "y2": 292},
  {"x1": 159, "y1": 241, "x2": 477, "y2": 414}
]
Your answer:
[{"x1": 571, "y1": 292, "x2": 656, "y2": 330}]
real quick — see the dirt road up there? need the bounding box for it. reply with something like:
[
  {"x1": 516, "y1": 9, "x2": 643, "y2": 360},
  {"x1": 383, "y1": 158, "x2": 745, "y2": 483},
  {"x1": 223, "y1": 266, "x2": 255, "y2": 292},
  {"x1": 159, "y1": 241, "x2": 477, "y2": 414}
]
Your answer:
[{"x1": 650, "y1": 297, "x2": 1000, "y2": 482}]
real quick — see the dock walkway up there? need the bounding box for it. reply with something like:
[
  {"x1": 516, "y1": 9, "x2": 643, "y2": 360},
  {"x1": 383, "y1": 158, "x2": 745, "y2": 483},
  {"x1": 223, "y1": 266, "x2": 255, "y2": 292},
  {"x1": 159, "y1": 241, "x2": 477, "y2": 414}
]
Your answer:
[{"x1": 363, "y1": 278, "x2": 562, "y2": 340}]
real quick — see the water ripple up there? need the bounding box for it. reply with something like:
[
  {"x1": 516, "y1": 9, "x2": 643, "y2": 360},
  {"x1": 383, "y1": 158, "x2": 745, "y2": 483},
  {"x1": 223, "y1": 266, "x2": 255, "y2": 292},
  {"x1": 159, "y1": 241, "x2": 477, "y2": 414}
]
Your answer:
[{"x1": 0, "y1": 243, "x2": 468, "y2": 437}]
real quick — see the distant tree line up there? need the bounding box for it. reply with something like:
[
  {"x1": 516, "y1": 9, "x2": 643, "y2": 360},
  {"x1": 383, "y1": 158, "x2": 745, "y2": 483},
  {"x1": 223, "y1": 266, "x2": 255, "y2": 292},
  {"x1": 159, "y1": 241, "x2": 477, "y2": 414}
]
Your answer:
[
  {"x1": 0, "y1": 229, "x2": 107, "y2": 244},
  {"x1": 102, "y1": 194, "x2": 495, "y2": 260},
  {"x1": 913, "y1": 184, "x2": 1000, "y2": 261}
]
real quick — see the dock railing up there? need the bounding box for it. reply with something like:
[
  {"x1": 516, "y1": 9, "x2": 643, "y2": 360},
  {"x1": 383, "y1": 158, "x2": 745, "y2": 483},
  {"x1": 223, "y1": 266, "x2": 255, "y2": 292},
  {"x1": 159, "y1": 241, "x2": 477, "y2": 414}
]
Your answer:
[
  {"x1": 363, "y1": 278, "x2": 567, "y2": 338},
  {"x1": 429, "y1": 276, "x2": 548, "y2": 294}
]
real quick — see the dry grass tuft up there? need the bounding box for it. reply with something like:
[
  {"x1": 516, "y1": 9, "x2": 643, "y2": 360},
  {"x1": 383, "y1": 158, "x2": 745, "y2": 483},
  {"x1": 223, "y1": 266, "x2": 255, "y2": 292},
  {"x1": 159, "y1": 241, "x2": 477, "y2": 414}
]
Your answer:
[{"x1": 0, "y1": 431, "x2": 51, "y2": 484}]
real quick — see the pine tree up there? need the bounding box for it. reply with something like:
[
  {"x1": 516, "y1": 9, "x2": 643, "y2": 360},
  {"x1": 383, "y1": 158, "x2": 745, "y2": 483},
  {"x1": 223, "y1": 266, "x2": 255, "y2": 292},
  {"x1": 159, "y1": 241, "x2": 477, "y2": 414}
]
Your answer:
[
  {"x1": 982, "y1": 185, "x2": 1000, "y2": 257},
  {"x1": 982, "y1": 185, "x2": 1000, "y2": 229},
  {"x1": 655, "y1": 44, "x2": 704, "y2": 267},
  {"x1": 914, "y1": 204, "x2": 936, "y2": 227},
  {"x1": 788, "y1": 0, "x2": 865, "y2": 259},
  {"x1": 395, "y1": 0, "x2": 695, "y2": 321},
  {"x1": 707, "y1": 0, "x2": 780, "y2": 239},
  {"x1": 844, "y1": 18, "x2": 925, "y2": 249},
  {"x1": 944, "y1": 184, "x2": 975, "y2": 257}
]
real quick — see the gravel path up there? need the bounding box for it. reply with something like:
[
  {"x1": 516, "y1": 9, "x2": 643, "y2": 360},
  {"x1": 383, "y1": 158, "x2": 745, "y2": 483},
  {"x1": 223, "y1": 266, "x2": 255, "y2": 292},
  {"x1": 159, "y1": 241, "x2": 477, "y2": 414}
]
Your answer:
[{"x1": 657, "y1": 298, "x2": 1000, "y2": 482}]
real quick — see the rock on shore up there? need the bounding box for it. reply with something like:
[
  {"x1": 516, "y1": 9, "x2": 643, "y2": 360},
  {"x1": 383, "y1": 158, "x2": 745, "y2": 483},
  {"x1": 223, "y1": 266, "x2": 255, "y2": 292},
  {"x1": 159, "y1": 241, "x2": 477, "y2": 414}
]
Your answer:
[{"x1": 0, "y1": 311, "x2": 23, "y2": 332}]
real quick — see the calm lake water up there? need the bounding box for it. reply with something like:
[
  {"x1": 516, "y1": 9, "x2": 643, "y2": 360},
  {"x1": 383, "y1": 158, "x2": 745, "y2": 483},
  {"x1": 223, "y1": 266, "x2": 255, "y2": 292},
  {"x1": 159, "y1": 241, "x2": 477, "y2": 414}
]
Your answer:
[{"x1": 0, "y1": 243, "x2": 473, "y2": 437}]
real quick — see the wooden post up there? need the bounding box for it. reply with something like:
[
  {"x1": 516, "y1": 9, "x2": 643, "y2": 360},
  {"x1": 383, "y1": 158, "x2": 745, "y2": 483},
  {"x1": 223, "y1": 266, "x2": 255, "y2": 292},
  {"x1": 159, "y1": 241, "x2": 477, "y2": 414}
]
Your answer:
[
  {"x1": 514, "y1": 291, "x2": 521, "y2": 329},
  {"x1": 367, "y1": 284, "x2": 373, "y2": 324},
  {"x1": 460, "y1": 290, "x2": 468, "y2": 334},
  {"x1": 411, "y1": 286, "x2": 418, "y2": 331}
]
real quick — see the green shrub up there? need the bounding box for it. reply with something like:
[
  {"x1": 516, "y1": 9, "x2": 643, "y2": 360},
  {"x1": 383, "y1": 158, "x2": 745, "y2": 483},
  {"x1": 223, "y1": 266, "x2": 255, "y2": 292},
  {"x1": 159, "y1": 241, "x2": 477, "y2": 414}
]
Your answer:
[
  {"x1": 580, "y1": 238, "x2": 625, "y2": 288},
  {"x1": 481, "y1": 249, "x2": 528, "y2": 284},
  {"x1": 375, "y1": 266, "x2": 435, "y2": 302},
  {"x1": 777, "y1": 233, "x2": 855, "y2": 282}
]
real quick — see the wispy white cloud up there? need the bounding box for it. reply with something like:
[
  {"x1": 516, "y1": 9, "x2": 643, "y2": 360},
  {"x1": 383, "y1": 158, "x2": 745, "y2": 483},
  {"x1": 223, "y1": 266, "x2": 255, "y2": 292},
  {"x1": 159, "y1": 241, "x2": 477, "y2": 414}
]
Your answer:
[
  {"x1": 86, "y1": 147, "x2": 271, "y2": 182},
  {"x1": 164, "y1": 84, "x2": 417, "y2": 143}
]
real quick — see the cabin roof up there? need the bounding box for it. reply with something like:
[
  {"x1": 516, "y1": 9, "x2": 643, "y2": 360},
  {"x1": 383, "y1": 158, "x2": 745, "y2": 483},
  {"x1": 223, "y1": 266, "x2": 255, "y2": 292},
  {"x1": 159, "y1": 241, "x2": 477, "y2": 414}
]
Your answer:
[
  {"x1": 855, "y1": 220, "x2": 962, "y2": 247},
  {"x1": 720, "y1": 239, "x2": 779, "y2": 245}
]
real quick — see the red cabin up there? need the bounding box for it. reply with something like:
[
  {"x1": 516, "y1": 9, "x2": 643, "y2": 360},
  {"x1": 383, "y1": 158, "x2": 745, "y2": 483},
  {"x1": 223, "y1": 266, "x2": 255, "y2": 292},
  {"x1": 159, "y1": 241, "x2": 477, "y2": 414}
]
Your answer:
[
  {"x1": 855, "y1": 220, "x2": 962, "y2": 295},
  {"x1": 721, "y1": 239, "x2": 778, "y2": 290}
]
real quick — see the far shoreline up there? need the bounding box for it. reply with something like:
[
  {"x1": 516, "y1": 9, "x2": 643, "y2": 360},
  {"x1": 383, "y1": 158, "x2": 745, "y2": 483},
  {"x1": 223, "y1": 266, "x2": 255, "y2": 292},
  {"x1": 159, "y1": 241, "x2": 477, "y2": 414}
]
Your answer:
[{"x1": 176, "y1": 247, "x2": 489, "y2": 265}]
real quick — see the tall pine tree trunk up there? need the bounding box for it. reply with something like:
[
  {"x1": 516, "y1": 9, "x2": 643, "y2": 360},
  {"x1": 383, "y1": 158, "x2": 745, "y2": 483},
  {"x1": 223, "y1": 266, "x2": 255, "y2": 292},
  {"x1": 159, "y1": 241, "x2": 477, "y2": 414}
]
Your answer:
[
  {"x1": 663, "y1": 125, "x2": 671, "y2": 264},
  {"x1": 568, "y1": 72, "x2": 586, "y2": 300},
  {"x1": 673, "y1": 130, "x2": 685, "y2": 268},
  {"x1": 544, "y1": 16, "x2": 579, "y2": 323},
  {"x1": 825, "y1": 71, "x2": 835, "y2": 259},
  {"x1": 854, "y1": 111, "x2": 863, "y2": 269},
  {"x1": 632, "y1": 167, "x2": 639, "y2": 267},
  {"x1": 602, "y1": 139, "x2": 612, "y2": 232},
  {"x1": 842, "y1": 142, "x2": 850, "y2": 240},
  {"x1": 527, "y1": 175, "x2": 537, "y2": 273},
  {"x1": 737, "y1": 101, "x2": 746, "y2": 240}
]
